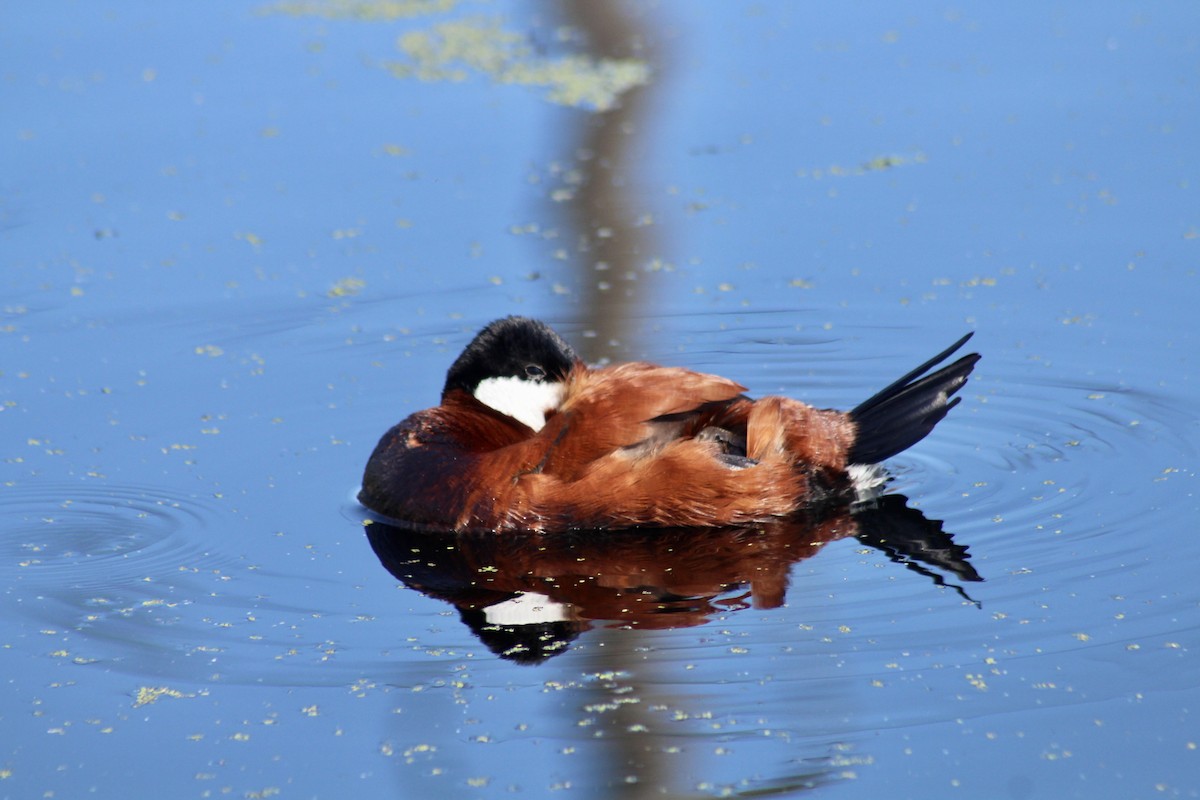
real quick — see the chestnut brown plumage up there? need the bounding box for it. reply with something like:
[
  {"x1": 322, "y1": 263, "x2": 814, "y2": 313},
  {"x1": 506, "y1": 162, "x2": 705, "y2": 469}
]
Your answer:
[{"x1": 359, "y1": 317, "x2": 979, "y2": 532}]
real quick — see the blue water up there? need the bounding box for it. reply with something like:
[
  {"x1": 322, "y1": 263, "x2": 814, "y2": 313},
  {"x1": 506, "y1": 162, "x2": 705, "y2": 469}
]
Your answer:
[{"x1": 3, "y1": 2, "x2": 1198, "y2": 798}]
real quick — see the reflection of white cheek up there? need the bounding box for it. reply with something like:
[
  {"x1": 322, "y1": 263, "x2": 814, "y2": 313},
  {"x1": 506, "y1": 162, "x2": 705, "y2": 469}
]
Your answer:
[
  {"x1": 483, "y1": 592, "x2": 571, "y2": 626},
  {"x1": 474, "y1": 377, "x2": 565, "y2": 431}
]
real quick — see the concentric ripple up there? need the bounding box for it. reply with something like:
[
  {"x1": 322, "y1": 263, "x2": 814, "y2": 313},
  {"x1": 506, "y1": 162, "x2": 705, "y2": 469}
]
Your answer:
[
  {"x1": 0, "y1": 479, "x2": 227, "y2": 593},
  {"x1": 0, "y1": 479, "x2": 257, "y2": 681},
  {"x1": 0, "y1": 479, "x2": 459, "y2": 687},
  {"x1": 348, "y1": 330, "x2": 1200, "y2": 745},
  {"x1": 721, "y1": 343, "x2": 1200, "y2": 731}
]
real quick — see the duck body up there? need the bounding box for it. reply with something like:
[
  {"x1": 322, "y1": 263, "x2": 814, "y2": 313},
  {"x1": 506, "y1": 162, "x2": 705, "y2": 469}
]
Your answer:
[{"x1": 359, "y1": 317, "x2": 979, "y2": 533}]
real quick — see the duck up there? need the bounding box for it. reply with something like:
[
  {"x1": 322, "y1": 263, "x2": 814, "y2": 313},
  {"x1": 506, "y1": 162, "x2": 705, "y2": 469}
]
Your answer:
[{"x1": 358, "y1": 316, "x2": 980, "y2": 533}]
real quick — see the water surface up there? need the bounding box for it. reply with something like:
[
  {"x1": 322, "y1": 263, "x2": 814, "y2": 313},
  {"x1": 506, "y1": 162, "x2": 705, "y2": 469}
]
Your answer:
[{"x1": 3, "y1": 2, "x2": 1198, "y2": 798}]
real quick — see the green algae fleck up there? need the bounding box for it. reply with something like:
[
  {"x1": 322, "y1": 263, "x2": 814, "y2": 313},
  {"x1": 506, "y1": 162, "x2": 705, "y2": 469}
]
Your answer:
[
  {"x1": 385, "y1": 16, "x2": 650, "y2": 111},
  {"x1": 264, "y1": 0, "x2": 460, "y2": 21}
]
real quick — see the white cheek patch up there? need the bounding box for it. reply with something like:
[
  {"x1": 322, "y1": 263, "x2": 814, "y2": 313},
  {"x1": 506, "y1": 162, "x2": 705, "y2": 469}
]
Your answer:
[{"x1": 473, "y1": 376, "x2": 566, "y2": 432}]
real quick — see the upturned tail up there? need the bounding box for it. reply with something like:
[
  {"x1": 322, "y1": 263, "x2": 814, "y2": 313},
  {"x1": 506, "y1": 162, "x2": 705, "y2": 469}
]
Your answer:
[{"x1": 847, "y1": 333, "x2": 980, "y2": 465}]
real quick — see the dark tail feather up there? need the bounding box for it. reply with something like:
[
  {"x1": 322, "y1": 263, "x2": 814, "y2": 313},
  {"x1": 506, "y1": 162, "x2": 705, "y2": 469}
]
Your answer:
[{"x1": 847, "y1": 332, "x2": 980, "y2": 465}]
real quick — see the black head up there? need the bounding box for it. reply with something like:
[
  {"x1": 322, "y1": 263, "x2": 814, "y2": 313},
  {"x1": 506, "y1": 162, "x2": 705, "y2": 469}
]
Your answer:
[{"x1": 443, "y1": 317, "x2": 578, "y2": 430}]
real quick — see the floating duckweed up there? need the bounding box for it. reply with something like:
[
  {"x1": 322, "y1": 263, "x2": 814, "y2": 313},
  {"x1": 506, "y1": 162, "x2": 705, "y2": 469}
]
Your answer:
[
  {"x1": 328, "y1": 277, "x2": 367, "y2": 297},
  {"x1": 133, "y1": 686, "x2": 190, "y2": 707},
  {"x1": 264, "y1": 0, "x2": 459, "y2": 20},
  {"x1": 384, "y1": 16, "x2": 650, "y2": 111}
]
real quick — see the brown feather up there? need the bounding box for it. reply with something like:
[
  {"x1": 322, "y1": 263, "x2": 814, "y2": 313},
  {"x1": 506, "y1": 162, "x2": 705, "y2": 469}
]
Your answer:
[
  {"x1": 358, "y1": 323, "x2": 977, "y2": 532},
  {"x1": 535, "y1": 363, "x2": 747, "y2": 481},
  {"x1": 358, "y1": 365, "x2": 845, "y2": 531}
]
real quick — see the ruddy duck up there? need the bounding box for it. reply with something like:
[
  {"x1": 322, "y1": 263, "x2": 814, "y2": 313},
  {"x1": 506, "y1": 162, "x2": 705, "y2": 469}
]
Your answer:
[{"x1": 359, "y1": 316, "x2": 980, "y2": 532}]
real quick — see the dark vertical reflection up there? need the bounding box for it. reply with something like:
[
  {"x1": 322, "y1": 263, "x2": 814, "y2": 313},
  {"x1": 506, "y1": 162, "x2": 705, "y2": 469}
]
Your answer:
[
  {"x1": 551, "y1": 2, "x2": 671, "y2": 795},
  {"x1": 558, "y1": 0, "x2": 666, "y2": 363},
  {"x1": 535, "y1": 6, "x2": 856, "y2": 795}
]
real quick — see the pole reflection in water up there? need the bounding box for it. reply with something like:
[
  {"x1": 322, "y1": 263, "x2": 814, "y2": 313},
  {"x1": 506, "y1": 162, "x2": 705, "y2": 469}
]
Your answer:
[
  {"x1": 364, "y1": 494, "x2": 981, "y2": 793},
  {"x1": 525, "y1": 3, "x2": 892, "y2": 793},
  {"x1": 559, "y1": 3, "x2": 691, "y2": 791},
  {"x1": 552, "y1": 1, "x2": 664, "y2": 364}
]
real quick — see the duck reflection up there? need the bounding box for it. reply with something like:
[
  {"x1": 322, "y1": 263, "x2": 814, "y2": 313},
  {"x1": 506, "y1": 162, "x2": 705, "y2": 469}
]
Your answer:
[{"x1": 364, "y1": 494, "x2": 981, "y2": 664}]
